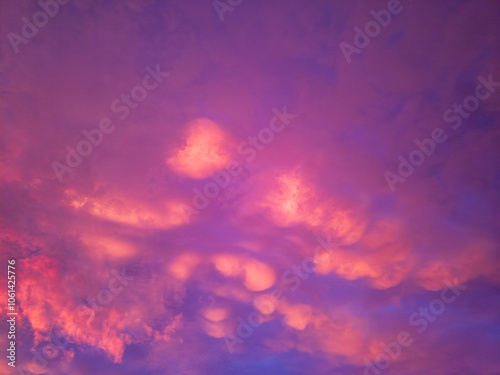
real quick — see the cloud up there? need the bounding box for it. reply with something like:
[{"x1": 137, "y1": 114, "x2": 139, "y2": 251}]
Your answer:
[
  {"x1": 1, "y1": 0, "x2": 499, "y2": 374},
  {"x1": 167, "y1": 118, "x2": 235, "y2": 179}
]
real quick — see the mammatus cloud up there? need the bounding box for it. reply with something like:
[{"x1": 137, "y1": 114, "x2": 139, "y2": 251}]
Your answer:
[
  {"x1": 167, "y1": 118, "x2": 235, "y2": 179},
  {"x1": 1, "y1": 0, "x2": 499, "y2": 374}
]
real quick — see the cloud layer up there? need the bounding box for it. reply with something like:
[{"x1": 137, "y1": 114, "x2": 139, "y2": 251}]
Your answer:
[{"x1": 1, "y1": 0, "x2": 499, "y2": 374}]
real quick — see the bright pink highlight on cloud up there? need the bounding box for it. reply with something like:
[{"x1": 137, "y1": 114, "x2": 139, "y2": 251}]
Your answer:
[{"x1": 167, "y1": 118, "x2": 234, "y2": 179}]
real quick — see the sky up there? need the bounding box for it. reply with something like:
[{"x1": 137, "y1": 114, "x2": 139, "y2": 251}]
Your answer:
[{"x1": 1, "y1": 0, "x2": 499, "y2": 374}]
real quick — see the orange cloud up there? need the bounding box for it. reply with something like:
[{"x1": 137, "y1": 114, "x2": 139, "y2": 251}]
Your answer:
[
  {"x1": 202, "y1": 307, "x2": 228, "y2": 322},
  {"x1": 202, "y1": 320, "x2": 228, "y2": 338},
  {"x1": 201, "y1": 307, "x2": 231, "y2": 338},
  {"x1": 326, "y1": 209, "x2": 366, "y2": 246},
  {"x1": 264, "y1": 306, "x2": 365, "y2": 362},
  {"x1": 17, "y1": 255, "x2": 161, "y2": 363},
  {"x1": 252, "y1": 171, "x2": 367, "y2": 246},
  {"x1": 314, "y1": 239, "x2": 413, "y2": 289},
  {"x1": 65, "y1": 189, "x2": 187, "y2": 229},
  {"x1": 263, "y1": 172, "x2": 321, "y2": 227},
  {"x1": 243, "y1": 261, "x2": 276, "y2": 291},
  {"x1": 212, "y1": 254, "x2": 276, "y2": 292},
  {"x1": 81, "y1": 235, "x2": 135, "y2": 259},
  {"x1": 168, "y1": 253, "x2": 202, "y2": 281},
  {"x1": 167, "y1": 118, "x2": 233, "y2": 178},
  {"x1": 279, "y1": 303, "x2": 313, "y2": 330},
  {"x1": 417, "y1": 238, "x2": 498, "y2": 290},
  {"x1": 253, "y1": 293, "x2": 281, "y2": 315}
]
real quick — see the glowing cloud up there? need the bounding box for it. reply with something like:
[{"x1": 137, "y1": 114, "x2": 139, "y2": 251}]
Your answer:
[
  {"x1": 168, "y1": 253, "x2": 202, "y2": 281},
  {"x1": 65, "y1": 189, "x2": 187, "y2": 229},
  {"x1": 212, "y1": 254, "x2": 276, "y2": 292},
  {"x1": 167, "y1": 118, "x2": 233, "y2": 178}
]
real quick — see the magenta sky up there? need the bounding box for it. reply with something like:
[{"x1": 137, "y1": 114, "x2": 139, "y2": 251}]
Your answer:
[{"x1": 1, "y1": 1, "x2": 500, "y2": 374}]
